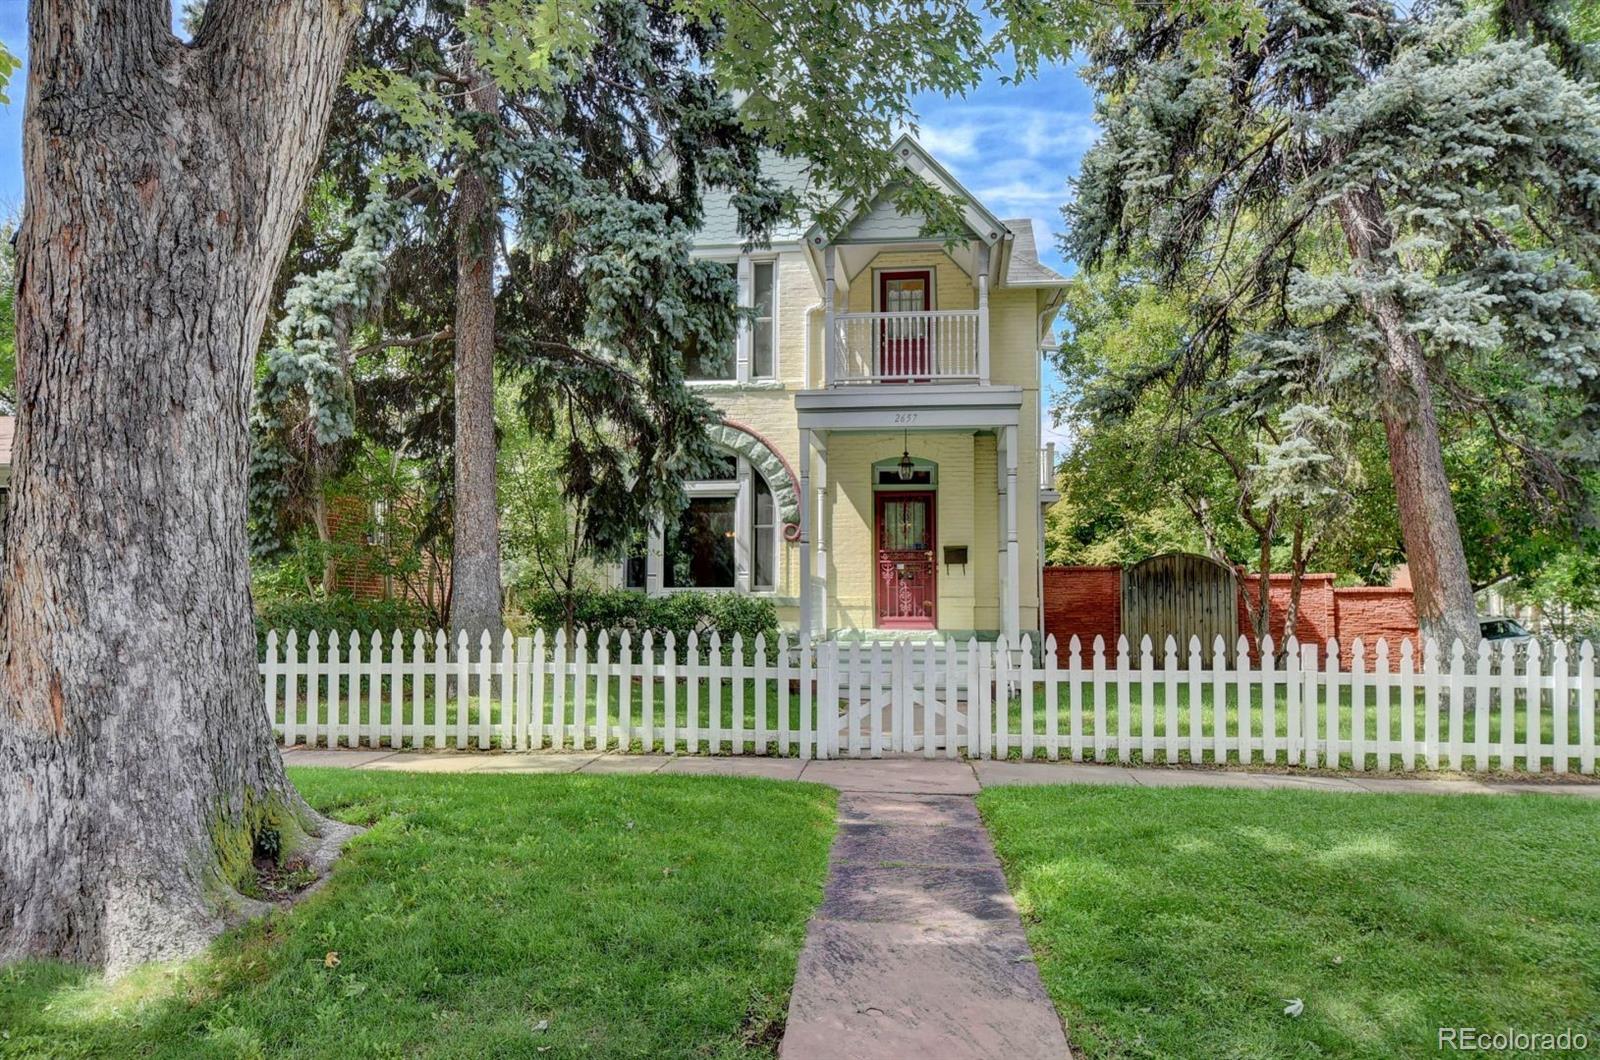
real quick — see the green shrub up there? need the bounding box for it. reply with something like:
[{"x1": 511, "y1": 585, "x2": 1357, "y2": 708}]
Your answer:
[
  {"x1": 255, "y1": 594, "x2": 432, "y2": 657},
  {"x1": 523, "y1": 588, "x2": 779, "y2": 651}
]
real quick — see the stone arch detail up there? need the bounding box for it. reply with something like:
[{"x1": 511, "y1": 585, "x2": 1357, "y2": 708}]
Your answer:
[{"x1": 708, "y1": 420, "x2": 801, "y2": 534}]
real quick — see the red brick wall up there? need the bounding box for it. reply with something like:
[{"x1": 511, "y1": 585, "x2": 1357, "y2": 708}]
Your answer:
[
  {"x1": 1042, "y1": 566, "x2": 1122, "y2": 650},
  {"x1": 1044, "y1": 564, "x2": 1421, "y2": 668},
  {"x1": 326, "y1": 497, "x2": 389, "y2": 602},
  {"x1": 1332, "y1": 587, "x2": 1420, "y2": 667},
  {"x1": 1236, "y1": 574, "x2": 1336, "y2": 655},
  {"x1": 326, "y1": 496, "x2": 447, "y2": 610}
]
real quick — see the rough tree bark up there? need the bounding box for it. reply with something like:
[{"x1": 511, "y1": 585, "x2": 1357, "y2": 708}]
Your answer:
[
  {"x1": 1336, "y1": 189, "x2": 1481, "y2": 652},
  {"x1": 450, "y1": 12, "x2": 504, "y2": 643},
  {"x1": 0, "y1": 0, "x2": 362, "y2": 973}
]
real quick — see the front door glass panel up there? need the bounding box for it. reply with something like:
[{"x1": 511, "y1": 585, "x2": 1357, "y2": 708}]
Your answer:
[{"x1": 875, "y1": 492, "x2": 936, "y2": 627}]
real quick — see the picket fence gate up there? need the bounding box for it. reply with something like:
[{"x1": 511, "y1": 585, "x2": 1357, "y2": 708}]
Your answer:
[{"x1": 261, "y1": 629, "x2": 1600, "y2": 775}]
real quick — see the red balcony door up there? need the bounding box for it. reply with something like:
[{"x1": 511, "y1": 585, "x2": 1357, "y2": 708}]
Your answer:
[
  {"x1": 878, "y1": 270, "x2": 931, "y2": 379},
  {"x1": 875, "y1": 492, "x2": 937, "y2": 629}
]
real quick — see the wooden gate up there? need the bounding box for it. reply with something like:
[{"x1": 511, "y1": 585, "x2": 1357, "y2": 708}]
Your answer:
[{"x1": 1121, "y1": 553, "x2": 1238, "y2": 651}]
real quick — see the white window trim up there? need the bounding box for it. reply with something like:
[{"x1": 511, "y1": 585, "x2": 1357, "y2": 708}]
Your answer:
[
  {"x1": 684, "y1": 253, "x2": 779, "y2": 387},
  {"x1": 626, "y1": 454, "x2": 779, "y2": 595},
  {"x1": 748, "y1": 256, "x2": 779, "y2": 382},
  {"x1": 871, "y1": 265, "x2": 936, "y2": 313}
]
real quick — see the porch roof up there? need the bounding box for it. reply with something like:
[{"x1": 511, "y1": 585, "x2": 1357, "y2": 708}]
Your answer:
[{"x1": 794, "y1": 384, "x2": 1022, "y2": 432}]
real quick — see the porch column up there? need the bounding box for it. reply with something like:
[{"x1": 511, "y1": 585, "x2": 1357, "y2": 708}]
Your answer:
[
  {"x1": 975, "y1": 241, "x2": 991, "y2": 384},
  {"x1": 1003, "y1": 423, "x2": 1021, "y2": 644},
  {"x1": 798, "y1": 427, "x2": 813, "y2": 635},
  {"x1": 996, "y1": 427, "x2": 1009, "y2": 636},
  {"x1": 814, "y1": 431, "x2": 829, "y2": 633},
  {"x1": 823, "y1": 245, "x2": 837, "y2": 388}
]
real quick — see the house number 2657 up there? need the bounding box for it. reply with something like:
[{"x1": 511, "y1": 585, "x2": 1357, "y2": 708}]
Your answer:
[{"x1": 893, "y1": 413, "x2": 919, "y2": 424}]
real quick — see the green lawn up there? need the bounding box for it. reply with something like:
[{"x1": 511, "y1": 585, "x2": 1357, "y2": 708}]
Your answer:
[
  {"x1": 0, "y1": 769, "x2": 836, "y2": 1059},
  {"x1": 978, "y1": 785, "x2": 1600, "y2": 1059}
]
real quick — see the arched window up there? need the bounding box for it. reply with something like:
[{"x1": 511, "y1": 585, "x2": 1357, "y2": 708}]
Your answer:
[{"x1": 624, "y1": 450, "x2": 780, "y2": 593}]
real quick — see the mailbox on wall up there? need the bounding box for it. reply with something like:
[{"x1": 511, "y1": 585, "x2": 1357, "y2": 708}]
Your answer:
[{"x1": 943, "y1": 546, "x2": 968, "y2": 574}]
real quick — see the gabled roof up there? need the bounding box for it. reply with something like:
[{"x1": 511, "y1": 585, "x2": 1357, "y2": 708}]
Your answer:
[
  {"x1": 691, "y1": 134, "x2": 1068, "y2": 294},
  {"x1": 1001, "y1": 219, "x2": 1068, "y2": 287},
  {"x1": 802, "y1": 134, "x2": 1007, "y2": 249},
  {"x1": 692, "y1": 150, "x2": 814, "y2": 248}
]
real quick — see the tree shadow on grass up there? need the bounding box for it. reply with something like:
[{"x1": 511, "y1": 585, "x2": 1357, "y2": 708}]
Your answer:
[
  {"x1": 0, "y1": 769, "x2": 837, "y2": 1060},
  {"x1": 979, "y1": 786, "x2": 1600, "y2": 1060}
]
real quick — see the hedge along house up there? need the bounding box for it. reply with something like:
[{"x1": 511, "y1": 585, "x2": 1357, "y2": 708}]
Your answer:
[{"x1": 622, "y1": 136, "x2": 1067, "y2": 644}]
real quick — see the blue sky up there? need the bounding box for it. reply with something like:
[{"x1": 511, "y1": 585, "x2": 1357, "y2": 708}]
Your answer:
[
  {"x1": 0, "y1": 16, "x2": 1092, "y2": 446},
  {"x1": 909, "y1": 60, "x2": 1096, "y2": 450},
  {"x1": 0, "y1": 6, "x2": 25, "y2": 221},
  {"x1": 909, "y1": 59, "x2": 1092, "y2": 283}
]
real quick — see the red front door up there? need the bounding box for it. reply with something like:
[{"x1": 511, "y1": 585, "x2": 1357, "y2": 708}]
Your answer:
[
  {"x1": 875, "y1": 492, "x2": 936, "y2": 628},
  {"x1": 878, "y1": 270, "x2": 931, "y2": 379}
]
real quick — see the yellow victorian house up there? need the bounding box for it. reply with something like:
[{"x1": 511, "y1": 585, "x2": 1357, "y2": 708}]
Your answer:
[{"x1": 622, "y1": 135, "x2": 1066, "y2": 644}]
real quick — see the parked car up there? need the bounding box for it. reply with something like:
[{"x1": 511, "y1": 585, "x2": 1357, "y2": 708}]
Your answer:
[{"x1": 1478, "y1": 616, "x2": 1532, "y2": 645}]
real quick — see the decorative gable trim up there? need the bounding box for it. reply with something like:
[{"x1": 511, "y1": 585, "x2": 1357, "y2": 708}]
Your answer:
[{"x1": 803, "y1": 134, "x2": 1008, "y2": 250}]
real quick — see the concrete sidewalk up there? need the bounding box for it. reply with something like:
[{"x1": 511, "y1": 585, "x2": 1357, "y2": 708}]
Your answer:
[{"x1": 281, "y1": 747, "x2": 1600, "y2": 798}]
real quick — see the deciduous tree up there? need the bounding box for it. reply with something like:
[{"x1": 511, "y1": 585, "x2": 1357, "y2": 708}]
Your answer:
[{"x1": 0, "y1": 0, "x2": 363, "y2": 971}]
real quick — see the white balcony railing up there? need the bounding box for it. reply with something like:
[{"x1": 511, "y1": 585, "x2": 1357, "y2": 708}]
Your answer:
[{"x1": 830, "y1": 310, "x2": 983, "y2": 384}]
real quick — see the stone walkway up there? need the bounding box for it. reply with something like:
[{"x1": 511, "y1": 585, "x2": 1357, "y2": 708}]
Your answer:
[
  {"x1": 282, "y1": 747, "x2": 1600, "y2": 798},
  {"x1": 778, "y1": 790, "x2": 1071, "y2": 1059}
]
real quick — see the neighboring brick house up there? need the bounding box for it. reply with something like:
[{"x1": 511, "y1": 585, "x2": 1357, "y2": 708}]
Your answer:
[{"x1": 324, "y1": 494, "x2": 449, "y2": 612}]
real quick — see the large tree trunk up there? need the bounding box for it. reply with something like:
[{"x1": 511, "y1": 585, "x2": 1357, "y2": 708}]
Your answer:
[
  {"x1": 450, "y1": 17, "x2": 504, "y2": 643},
  {"x1": 0, "y1": 0, "x2": 361, "y2": 973},
  {"x1": 1336, "y1": 189, "x2": 1480, "y2": 652}
]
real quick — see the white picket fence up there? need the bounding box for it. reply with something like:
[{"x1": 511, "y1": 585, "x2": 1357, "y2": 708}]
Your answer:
[{"x1": 261, "y1": 630, "x2": 1600, "y2": 775}]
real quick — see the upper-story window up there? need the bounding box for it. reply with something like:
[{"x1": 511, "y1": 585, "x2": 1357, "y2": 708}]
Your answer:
[
  {"x1": 751, "y1": 260, "x2": 776, "y2": 379},
  {"x1": 685, "y1": 262, "x2": 738, "y2": 381},
  {"x1": 685, "y1": 256, "x2": 777, "y2": 383}
]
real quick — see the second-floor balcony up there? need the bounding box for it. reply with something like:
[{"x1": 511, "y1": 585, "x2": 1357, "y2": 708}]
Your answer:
[{"x1": 827, "y1": 309, "x2": 989, "y2": 386}]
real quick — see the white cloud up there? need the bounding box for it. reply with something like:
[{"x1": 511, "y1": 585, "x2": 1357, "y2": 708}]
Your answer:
[
  {"x1": 974, "y1": 181, "x2": 1064, "y2": 209},
  {"x1": 1020, "y1": 113, "x2": 1100, "y2": 158},
  {"x1": 915, "y1": 123, "x2": 982, "y2": 160}
]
